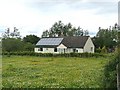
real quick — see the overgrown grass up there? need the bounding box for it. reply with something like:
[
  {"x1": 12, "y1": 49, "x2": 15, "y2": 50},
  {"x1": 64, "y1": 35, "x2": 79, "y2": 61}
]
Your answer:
[{"x1": 2, "y1": 56, "x2": 110, "y2": 88}]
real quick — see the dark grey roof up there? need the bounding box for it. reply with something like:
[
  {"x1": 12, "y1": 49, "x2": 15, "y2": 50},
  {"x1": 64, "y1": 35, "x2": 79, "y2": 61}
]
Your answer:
[
  {"x1": 36, "y1": 36, "x2": 89, "y2": 48},
  {"x1": 62, "y1": 36, "x2": 89, "y2": 48}
]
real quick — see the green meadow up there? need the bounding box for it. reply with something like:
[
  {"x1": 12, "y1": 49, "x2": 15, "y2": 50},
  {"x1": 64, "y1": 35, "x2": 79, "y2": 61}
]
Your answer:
[{"x1": 2, "y1": 56, "x2": 110, "y2": 88}]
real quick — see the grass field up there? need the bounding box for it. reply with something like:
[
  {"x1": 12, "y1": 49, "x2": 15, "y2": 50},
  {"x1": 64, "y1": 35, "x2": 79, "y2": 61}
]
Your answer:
[{"x1": 2, "y1": 56, "x2": 110, "y2": 88}]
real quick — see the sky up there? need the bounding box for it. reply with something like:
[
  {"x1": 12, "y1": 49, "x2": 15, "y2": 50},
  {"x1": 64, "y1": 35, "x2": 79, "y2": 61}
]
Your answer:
[{"x1": 0, "y1": 0, "x2": 119, "y2": 38}]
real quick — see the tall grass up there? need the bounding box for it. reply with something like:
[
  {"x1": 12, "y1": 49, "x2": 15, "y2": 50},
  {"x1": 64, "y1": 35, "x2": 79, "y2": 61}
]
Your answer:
[{"x1": 2, "y1": 56, "x2": 109, "y2": 88}]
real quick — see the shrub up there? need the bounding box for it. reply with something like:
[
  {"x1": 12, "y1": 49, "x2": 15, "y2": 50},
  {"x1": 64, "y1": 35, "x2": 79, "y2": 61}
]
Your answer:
[
  {"x1": 103, "y1": 53, "x2": 119, "y2": 88},
  {"x1": 96, "y1": 47, "x2": 101, "y2": 53},
  {"x1": 101, "y1": 46, "x2": 107, "y2": 54}
]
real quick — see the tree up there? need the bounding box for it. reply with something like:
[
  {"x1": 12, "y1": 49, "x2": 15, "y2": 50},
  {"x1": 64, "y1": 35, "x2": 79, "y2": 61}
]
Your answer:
[
  {"x1": 2, "y1": 27, "x2": 22, "y2": 52},
  {"x1": 93, "y1": 24, "x2": 118, "y2": 52},
  {"x1": 64, "y1": 22, "x2": 73, "y2": 36},
  {"x1": 2, "y1": 38, "x2": 35, "y2": 52},
  {"x1": 2, "y1": 27, "x2": 21, "y2": 39},
  {"x1": 2, "y1": 38, "x2": 24, "y2": 52},
  {"x1": 2, "y1": 28, "x2": 10, "y2": 38},
  {"x1": 41, "y1": 21, "x2": 89, "y2": 37},
  {"x1": 42, "y1": 30, "x2": 49, "y2": 37},
  {"x1": 23, "y1": 42, "x2": 35, "y2": 51},
  {"x1": 2, "y1": 29, "x2": 38, "y2": 52},
  {"x1": 10, "y1": 27, "x2": 21, "y2": 38},
  {"x1": 84, "y1": 30, "x2": 89, "y2": 36},
  {"x1": 23, "y1": 35, "x2": 40, "y2": 45}
]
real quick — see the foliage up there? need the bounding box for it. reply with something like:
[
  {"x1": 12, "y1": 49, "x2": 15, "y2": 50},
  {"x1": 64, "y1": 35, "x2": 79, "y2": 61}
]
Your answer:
[
  {"x1": 42, "y1": 21, "x2": 89, "y2": 37},
  {"x1": 102, "y1": 26, "x2": 120, "y2": 88},
  {"x1": 95, "y1": 47, "x2": 101, "y2": 53},
  {"x1": 23, "y1": 42, "x2": 35, "y2": 51},
  {"x1": 103, "y1": 53, "x2": 119, "y2": 88},
  {"x1": 23, "y1": 35, "x2": 40, "y2": 45},
  {"x1": 93, "y1": 24, "x2": 118, "y2": 50},
  {"x1": 2, "y1": 28, "x2": 39, "y2": 52},
  {"x1": 2, "y1": 56, "x2": 109, "y2": 88},
  {"x1": 2, "y1": 38, "x2": 24, "y2": 52},
  {"x1": 2, "y1": 38, "x2": 35, "y2": 52},
  {"x1": 2, "y1": 27, "x2": 21, "y2": 39},
  {"x1": 2, "y1": 51, "x2": 106, "y2": 58},
  {"x1": 101, "y1": 46, "x2": 107, "y2": 54}
]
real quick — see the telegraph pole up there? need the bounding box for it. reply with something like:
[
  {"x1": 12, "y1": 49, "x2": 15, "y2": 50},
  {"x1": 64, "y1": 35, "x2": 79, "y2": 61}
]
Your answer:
[
  {"x1": 118, "y1": 1, "x2": 120, "y2": 54},
  {"x1": 118, "y1": 1, "x2": 120, "y2": 63},
  {"x1": 117, "y1": 1, "x2": 120, "y2": 90}
]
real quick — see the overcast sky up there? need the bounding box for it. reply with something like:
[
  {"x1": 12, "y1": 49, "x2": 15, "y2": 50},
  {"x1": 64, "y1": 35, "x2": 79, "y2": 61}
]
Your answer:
[{"x1": 0, "y1": 0, "x2": 118, "y2": 37}]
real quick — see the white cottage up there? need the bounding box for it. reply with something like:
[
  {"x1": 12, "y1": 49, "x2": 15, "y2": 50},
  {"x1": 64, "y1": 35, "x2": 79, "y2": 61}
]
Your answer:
[{"x1": 35, "y1": 36, "x2": 95, "y2": 53}]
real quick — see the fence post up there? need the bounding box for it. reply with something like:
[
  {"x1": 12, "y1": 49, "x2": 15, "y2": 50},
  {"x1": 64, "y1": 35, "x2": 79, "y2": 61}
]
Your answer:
[{"x1": 117, "y1": 64, "x2": 120, "y2": 90}]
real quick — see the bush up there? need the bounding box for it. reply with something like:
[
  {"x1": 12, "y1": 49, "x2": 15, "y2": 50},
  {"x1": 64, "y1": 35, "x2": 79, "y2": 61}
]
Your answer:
[
  {"x1": 103, "y1": 53, "x2": 119, "y2": 88},
  {"x1": 96, "y1": 47, "x2": 101, "y2": 53},
  {"x1": 101, "y1": 46, "x2": 107, "y2": 54}
]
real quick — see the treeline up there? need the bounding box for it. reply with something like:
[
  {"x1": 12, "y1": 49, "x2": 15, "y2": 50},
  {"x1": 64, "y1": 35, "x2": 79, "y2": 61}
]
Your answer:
[
  {"x1": 41, "y1": 21, "x2": 119, "y2": 53},
  {"x1": 93, "y1": 24, "x2": 118, "y2": 53},
  {"x1": 2, "y1": 28, "x2": 40, "y2": 52},
  {"x1": 1, "y1": 21, "x2": 119, "y2": 53}
]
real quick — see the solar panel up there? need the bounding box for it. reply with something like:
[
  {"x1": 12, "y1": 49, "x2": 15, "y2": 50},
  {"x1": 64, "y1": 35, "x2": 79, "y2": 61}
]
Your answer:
[{"x1": 36, "y1": 38, "x2": 63, "y2": 46}]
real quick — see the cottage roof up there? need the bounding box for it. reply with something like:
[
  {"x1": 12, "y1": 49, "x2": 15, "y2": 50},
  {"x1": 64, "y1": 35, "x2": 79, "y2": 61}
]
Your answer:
[
  {"x1": 62, "y1": 36, "x2": 89, "y2": 48},
  {"x1": 36, "y1": 36, "x2": 89, "y2": 48}
]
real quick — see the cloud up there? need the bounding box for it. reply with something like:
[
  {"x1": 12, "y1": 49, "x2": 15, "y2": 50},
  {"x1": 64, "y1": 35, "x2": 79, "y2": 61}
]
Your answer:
[{"x1": 0, "y1": 0, "x2": 118, "y2": 37}]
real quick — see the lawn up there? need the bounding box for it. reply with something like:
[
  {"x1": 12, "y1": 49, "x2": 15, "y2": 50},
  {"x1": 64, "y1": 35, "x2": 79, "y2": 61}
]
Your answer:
[{"x1": 2, "y1": 56, "x2": 109, "y2": 88}]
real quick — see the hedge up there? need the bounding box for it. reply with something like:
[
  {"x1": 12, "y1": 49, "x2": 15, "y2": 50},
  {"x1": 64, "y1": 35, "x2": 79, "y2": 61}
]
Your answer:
[{"x1": 2, "y1": 51, "x2": 106, "y2": 58}]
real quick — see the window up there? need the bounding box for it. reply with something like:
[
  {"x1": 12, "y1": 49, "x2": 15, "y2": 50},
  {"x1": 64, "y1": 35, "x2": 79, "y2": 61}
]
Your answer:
[
  {"x1": 91, "y1": 47, "x2": 93, "y2": 51},
  {"x1": 54, "y1": 48, "x2": 57, "y2": 52},
  {"x1": 46, "y1": 48, "x2": 48, "y2": 50},
  {"x1": 38, "y1": 48, "x2": 43, "y2": 51},
  {"x1": 76, "y1": 50, "x2": 78, "y2": 52},
  {"x1": 73, "y1": 49, "x2": 78, "y2": 53},
  {"x1": 64, "y1": 49, "x2": 65, "y2": 53},
  {"x1": 73, "y1": 49, "x2": 76, "y2": 52}
]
